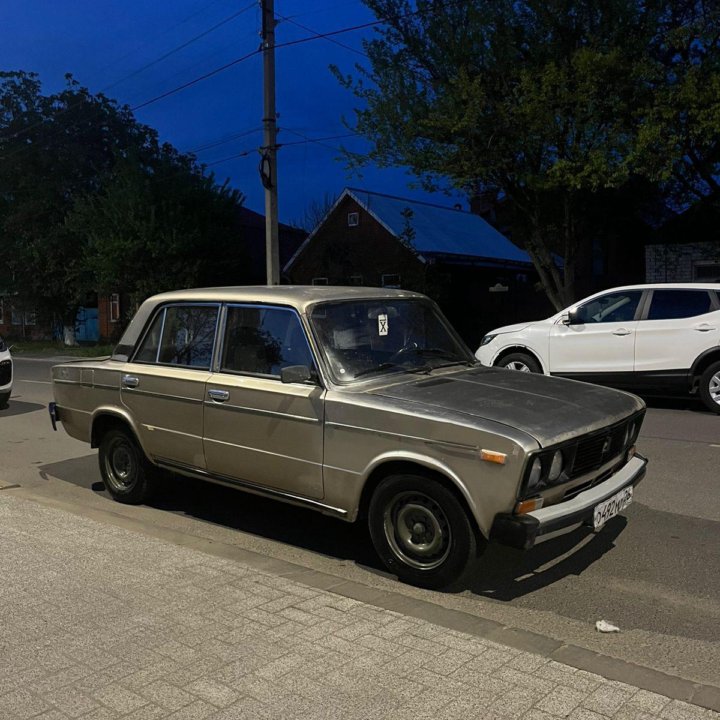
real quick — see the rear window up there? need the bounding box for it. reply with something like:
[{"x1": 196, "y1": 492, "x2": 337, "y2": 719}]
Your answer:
[{"x1": 647, "y1": 290, "x2": 714, "y2": 320}]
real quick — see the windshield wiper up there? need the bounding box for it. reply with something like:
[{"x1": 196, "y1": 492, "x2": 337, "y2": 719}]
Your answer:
[{"x1": 353, "y1": 362, "x2": 405, "y2": 379}]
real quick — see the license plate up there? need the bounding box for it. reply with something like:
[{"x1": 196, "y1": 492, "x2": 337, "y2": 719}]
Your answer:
[{"x1": 593, "y1": 486, "x2": 633, "y2": 530}]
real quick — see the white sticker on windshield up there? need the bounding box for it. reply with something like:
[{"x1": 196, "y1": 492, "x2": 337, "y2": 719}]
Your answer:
[{"x1": 378, "y1": 313, "x2": 389, "y2": 336}]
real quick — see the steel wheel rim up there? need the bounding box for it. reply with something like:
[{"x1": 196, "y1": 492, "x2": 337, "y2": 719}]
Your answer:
[
  {"x1": 506, "y1": 361, "x2": 531, "y2": 372},
  {"x1": 709, "y1": 371, "x2": 720, "y2": 406},
  {"x1": 106, "y1": 439, "x2": 136, "y2": 491},
  {"x1": 383, "y1": 491, "x2": 451, "y2": 571}
]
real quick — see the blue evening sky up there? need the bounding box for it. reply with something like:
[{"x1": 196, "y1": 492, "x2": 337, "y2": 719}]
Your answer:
[{"x1": 1, "y1": 0, "x2": 463, "y2": 224}]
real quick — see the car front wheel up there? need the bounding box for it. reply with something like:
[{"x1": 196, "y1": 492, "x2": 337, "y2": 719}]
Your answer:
[
  {"x1": 368, "y1": 474, "x2": 480, "y2": 590},
  {"x1": 99, "y1": 428, "x2": 156, "y2": 504},
  {"x1": 698, "y1": 361, "x2": 720, "y2": 414},
  {"x1": 496, "y1": 352, "x2": 541, "y2": 373}
]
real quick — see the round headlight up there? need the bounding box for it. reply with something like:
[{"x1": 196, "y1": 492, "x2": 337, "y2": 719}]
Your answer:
[
  {"x1": 527, "y1": 457, "x2": 543, "y2": 491},
  {"x1": 548, "y1": 450, "x2": 564, "y2": 482}
]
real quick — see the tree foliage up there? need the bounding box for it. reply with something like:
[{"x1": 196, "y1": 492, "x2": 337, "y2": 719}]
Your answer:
[
  {"x1": 335, "y1": 0, "x2": 720, "y2": 309},
  {"x1": 0, "y1": 71, "x2": 245, "y2": 330}
]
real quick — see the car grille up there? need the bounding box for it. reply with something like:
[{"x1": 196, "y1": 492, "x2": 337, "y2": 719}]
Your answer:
[
  {"x1": 0, "y1": 359, "x2": 11, "y2": 386},
  {"x1": 567, "y1": 417, "x2": 637, "y2": 479}
]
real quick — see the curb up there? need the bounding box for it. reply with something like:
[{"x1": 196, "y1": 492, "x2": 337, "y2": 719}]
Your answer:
[{"x1": 4, "y1": 485, "x2": 719, "y2": 714}]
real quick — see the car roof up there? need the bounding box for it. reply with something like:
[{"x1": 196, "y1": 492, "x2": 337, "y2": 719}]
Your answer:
[
  {"x1": 600, "y1": 283, "x2": 720, "y2": 292},
  {"x1": 146, "y1": 285, "x2": 426, "y2": 312}
]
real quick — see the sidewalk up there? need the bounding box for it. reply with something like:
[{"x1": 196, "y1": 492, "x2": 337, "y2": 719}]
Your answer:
[{"x1": 0, "y1": 492, "x2": 716, "y2": 720}]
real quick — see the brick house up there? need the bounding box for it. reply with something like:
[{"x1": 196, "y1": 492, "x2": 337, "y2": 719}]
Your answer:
[
  {"x1": 645, "y1": 203, "x2": 720, "y2": 283},
  {"x1": 284, "y1": 188, "x2": 548, "y2": 345}
]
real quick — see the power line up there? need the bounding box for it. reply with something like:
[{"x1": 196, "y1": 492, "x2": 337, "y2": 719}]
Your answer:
[
  {"x1": 130, "y1": 1, "x2": 460, "y2": 112},
  {"x1": 130, "y1": 47, "x2": 261, "y2": 111},
  {"x1": 276, "y1": 13, "x2": 367, "y2": 58},
  {"x1": 188, "y1": 127, "x2": 262, "y2": 154},
  {"x1": 102, "y1": 2, "x2": 256, "y2": 93}
]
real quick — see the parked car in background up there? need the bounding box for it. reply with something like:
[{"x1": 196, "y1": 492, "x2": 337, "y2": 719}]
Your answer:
[
  {"x1": 476, "y1": 283, "x2": 720, "y2": 413},
  {"x1": 0, "y1": 336, "x2": 12, "y2": 409},
  {"x1": 50, "y1": 286, "x2": 646, "y2": 589}
]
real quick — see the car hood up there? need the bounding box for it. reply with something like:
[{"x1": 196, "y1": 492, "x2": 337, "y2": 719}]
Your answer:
[
  {"x1": 487, "y1": 322, "x2": 532, "y2": 335},
  {"x1": 370, "y1": 366, "x2": 643, "y2": 447}
]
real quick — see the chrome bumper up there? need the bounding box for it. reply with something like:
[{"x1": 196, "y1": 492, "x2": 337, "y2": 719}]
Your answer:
[{"x1": 490, "y1": 454, "x2": 647, "y2": 550}]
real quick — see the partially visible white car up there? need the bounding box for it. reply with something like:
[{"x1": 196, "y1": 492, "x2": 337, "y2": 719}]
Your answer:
[
  {"x1": 476, "y1": 283, "x2": 720, "y2": 414},
  {"x1": 0, "y1": 335, "x2": 12, "y2": 409}
]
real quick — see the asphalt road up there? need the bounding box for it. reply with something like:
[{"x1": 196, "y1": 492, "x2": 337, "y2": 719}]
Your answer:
[{"x1": 2, "y1": 356, "x2": 719, "y2": 687}]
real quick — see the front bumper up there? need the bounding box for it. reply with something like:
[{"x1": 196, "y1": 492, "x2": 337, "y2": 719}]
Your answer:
[{"x1": 490, "y1": 453, "x2": 647, "y2": 550}]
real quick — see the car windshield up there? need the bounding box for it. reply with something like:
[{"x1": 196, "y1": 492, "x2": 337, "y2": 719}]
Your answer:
[{"x1": 308, "y1": 298, "x2": 474, "y2": 383}]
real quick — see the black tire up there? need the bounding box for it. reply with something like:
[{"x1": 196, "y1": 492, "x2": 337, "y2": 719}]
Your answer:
[
  {"x1": 98, "y1": 428, "x2": 156, "y2": 504},
  {"x1": 0, "y1": 391, "x2": 9, "y2": 410},
  {"x1": 496, "y1": 352, "x2": 541, "y2": 373},
  {"x1": 698, "y1": 361, "x2": 720, "y2": 414},
  {"x1": 368, "y1": 474, "x2": 481, "y2": 590}
]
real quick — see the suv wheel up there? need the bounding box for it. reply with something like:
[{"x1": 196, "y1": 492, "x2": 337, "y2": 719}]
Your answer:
[
  {"x1": 698, "y1": 360, "x2": 720, "y2": 414},
  {"x1": 368, "y1": 474, "x2": 480, "y2": 590},
  {"x1": 0, "y1": 391, "x2": 9, "y2": 409},
  {"x1": 99, "y1": 428, "x2": 156, "y2": 504},
  {"x1": 497, "y1": 352, "x2": 541, "y2": 373}
]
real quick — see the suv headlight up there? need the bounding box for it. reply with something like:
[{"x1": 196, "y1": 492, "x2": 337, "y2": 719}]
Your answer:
[{"x1": 480, "y1": 333, "x2": 497, "y2": 347}]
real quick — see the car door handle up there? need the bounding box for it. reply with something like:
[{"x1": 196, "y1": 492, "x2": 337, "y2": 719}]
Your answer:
[
  {"x1": 612, "y1": 328, "x2": 632, "y2": 336},
  {"x1": 121, "y1": 375, "x2": 139, "y2": 388},
  {"x1": 694, "y1": 324, "x2": 716, "y2": 332},
  {"x1": 208, "y1": 389, "x2": 230, "y2": 402}
]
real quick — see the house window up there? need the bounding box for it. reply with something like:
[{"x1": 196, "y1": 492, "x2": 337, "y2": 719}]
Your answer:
[
  {"x1": 349, "y1": 275, "x2": 363, "y2": 286},
  {"x1": 11, "y1": 309, "x2": 36, "y2": 326},
  {"x1": 694, "y1": 263, "x2": 720, "y2": 282},
  {"x1": 312, "y1": 277, "x2": 329, "y2": 286},
  {"x1": 381, "y1": 273, "x2": 401, "y2": 288},
  {"x1": 347, "y1": 212, "x2": 359, "y2": 227},
  {"x1": 109, "y1": 293, "x2": 121, "y2": 323}
]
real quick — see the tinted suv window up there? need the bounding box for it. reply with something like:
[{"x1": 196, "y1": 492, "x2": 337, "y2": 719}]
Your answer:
[
  {"x1": 135, "y1": 305, "x2": 218, "y2": 368},
  {"x1": 576, "y1": 291, "x2": 642, "y2": 324},
  {"x1": 647, "y1": 290, "x2": 714, "y2": 320},
  {"x1": 221, "y1": 306, "x2": 313, "y2": 377}
]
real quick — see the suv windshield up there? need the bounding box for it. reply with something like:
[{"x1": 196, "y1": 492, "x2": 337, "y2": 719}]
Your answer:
[{"x1": 308, "y1": 298, "x2": 473, "y2": 382}]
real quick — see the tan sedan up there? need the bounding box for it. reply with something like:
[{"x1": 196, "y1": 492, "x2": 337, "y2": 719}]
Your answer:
[{"x1": 50, "y1": 286, "x2": 647, "y2": 589}]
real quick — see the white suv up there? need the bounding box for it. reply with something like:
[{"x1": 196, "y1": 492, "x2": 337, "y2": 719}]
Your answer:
[{"x1": 476, "y1": 284, "x2": 720, "y2": 413}]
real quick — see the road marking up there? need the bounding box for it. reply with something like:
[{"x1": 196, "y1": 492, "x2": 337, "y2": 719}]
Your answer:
[
  {"x1": 18, "y1": 380, "x2": 52, "y2": 384},
  {"x1": 711, "y1": 444, "x2": 720, "y2": 448}
]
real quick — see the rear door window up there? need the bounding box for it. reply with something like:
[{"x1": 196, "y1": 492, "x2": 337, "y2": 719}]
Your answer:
[
  {"x1": 646, "y1": 290, "x2": 714, "y2": 320},
  {"x1": 134, "y1": 305, "x2": 219, "y2": 369}
]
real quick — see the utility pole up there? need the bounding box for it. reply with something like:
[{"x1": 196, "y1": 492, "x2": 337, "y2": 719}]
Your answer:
[{"x1": 260, "y1": 0, "x2": 280, "y2": 285}]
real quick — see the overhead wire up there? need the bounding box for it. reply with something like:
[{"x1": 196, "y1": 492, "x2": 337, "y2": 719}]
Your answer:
[{"x1": 102, "y1": 2, "x2": 256, "y2": 93}]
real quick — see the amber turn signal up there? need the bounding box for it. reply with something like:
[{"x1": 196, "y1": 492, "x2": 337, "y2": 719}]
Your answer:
[
  {"x1": 515, "y1": 498, "x2": 544, "y2": 514},
  {"x1": 480, "y1": 449, "x2": 507, "y2": 465}
]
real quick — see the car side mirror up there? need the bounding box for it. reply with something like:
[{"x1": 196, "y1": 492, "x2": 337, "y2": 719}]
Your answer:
[
  {"x1": 280, "y1": 365, "x2": 313, "y2": 384},
  {"x1": 564, "y1": 309, "x2": 581, "y2": 325}
]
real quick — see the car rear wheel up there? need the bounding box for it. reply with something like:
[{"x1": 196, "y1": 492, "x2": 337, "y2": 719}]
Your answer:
[
  {"x1": 368, "y1": 474, "x2": 480, "y2": 590},
  {"x1": 0, "y1": 391, "x2": 9, "y2": 409},
  {"x1": 99, "y1": 428, "x2": 156, "y2": 504},
  {"x1": 698, "y1": 361, "x2": 720, "y2": 414},
  {"x1": 496, "y1": 352, "x2": 541, "y2": 373}
]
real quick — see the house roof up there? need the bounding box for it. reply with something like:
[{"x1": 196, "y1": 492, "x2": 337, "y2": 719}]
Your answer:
[{"x1": 345, "y1": 188, "x2": 531, "y2": 264}]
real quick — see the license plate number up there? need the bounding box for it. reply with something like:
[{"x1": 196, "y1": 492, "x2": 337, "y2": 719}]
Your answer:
[{"x1": 593, "y1": 487, "x2": 633, "y2": 530}]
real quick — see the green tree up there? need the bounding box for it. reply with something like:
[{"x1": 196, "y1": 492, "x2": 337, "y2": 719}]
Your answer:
[
  {"x1": 0, "y1": 71, "x2": 160, "y2": 331},
  {"x1": 67, "y1": 153, "x2": 245, "y2": 310},
  {"x1": 0, "y1": 71, "x2": 246, "y2": 340},
  {"x1": 333, "y1": 0, "x2": 692, "y2": 309}
]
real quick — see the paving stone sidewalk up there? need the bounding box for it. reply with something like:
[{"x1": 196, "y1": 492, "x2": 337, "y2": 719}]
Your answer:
[{"x1": 0, "y1": 494, "x2": 716, "y2": 720}]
